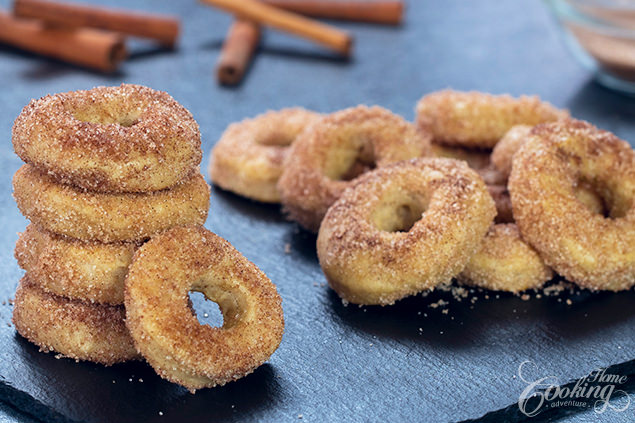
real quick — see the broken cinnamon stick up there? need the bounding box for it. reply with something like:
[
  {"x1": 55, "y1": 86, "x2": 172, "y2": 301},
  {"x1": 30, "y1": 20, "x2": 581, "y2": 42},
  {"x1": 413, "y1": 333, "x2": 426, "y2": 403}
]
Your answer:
[
  {"x1": 0, "y1": 11, "x2": 126, "y2": 72},
  {"x1": 264, "y1": 0, "x2": 404, "y2": 25},
  {"x1": 13, "y1": 0, "x2": 180, "y2": 48},
  {"x1": 216, "y1": 20, "x2": 261, "y2": 85},
  {"x1": 200, "y1": 0, "x2": 353, "y2": 56}
]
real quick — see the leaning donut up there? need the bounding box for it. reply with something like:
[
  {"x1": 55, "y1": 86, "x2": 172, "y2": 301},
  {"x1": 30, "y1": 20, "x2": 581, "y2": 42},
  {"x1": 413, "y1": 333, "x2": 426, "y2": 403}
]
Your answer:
[
  {"x1": 13, "y1": 277, "x2": 139, "y2": 365},
  {"x1": 509, "y1": 119, "x2": 635, "y2": 291},
  {"x1": 13, "y1": 165, "x2": 210, "y2": 242},
  {"x1": 457, "y1": 224, "x2": 553, "y2": 292},
  {"x1": 317, "y1": 158, "x2": 496, "y2": 306},
  {"x1": 12, "y1": 84, "x2": 201, "y2": 193},
  {"x1": 278, "y1": 106, "x2": 431, "y2": 231},
  {"x1": 491, "y1": 125, "x2": 533, "y2": 179},
  {"x1": 210, "y1": 108, "x2": 321, "y2": 203},
  {"x1": 16, "y1": 225, "x2": 139, "y2": 304},
  {"x1": 125, "y1": 225, "x2": 284, "y2": 392},
  {"x1": 415, "y1": 90, "x2": 567, "y2": 148}
]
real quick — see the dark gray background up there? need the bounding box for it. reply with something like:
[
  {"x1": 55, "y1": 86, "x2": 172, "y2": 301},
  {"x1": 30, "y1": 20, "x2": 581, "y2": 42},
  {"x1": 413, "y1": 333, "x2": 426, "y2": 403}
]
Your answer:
[{"x1": 0, "y1": 0, "x2": 634, "y2": 422}]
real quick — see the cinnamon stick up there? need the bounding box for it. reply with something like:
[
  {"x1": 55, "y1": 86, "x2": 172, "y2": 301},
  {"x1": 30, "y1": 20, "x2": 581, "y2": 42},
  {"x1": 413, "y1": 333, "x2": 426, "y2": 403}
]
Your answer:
[
  {"x1": 13, "y1": 0, "x2": 180, "y2": 48},
  {"x1": 0, "y1": 11, "x2": 126, "y2": 72},
  {"x1": 216, "y1": 20, "x2": 261, "y2": 85},
  {"x1": 199, "y1": 0, "x2": 353, "y2": 56},
  {"x1": 264, "y1": 0, "x2": 404, "y2": 25}
]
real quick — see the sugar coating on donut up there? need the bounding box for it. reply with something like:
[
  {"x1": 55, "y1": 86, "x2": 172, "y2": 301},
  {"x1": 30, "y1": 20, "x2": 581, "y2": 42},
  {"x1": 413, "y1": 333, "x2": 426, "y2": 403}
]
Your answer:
[
  {"x1": 13, "y1": 165, "x2": 210, "y2": 242},
  {"x1": 509, "y1": 119, "x2": 635, "y2": 291},
  {"x1": 12, "y1": 277, "x2": 139, "y2": 365},
  {"x1": 491, "y1": 124, "x2": 533, "y2": 179},
  {"x1": 15, "y1": 225, "x2": 140, "y2": 305},
  {"x1": 279, "y1": 105, "x2": 432, "y2": 232},
  {"x1": 125, "y1": 225, "x2": 284, "y2": 392},
  {"x1": 12, "y1": 84, "x2": 202, "y2": 193},
  {"x1": 415, "y1": 90, "x2": 568, "y2": 148},
  {"x1": 458, "y1": 224, "x2": 553, "y2": 292},
  {"x1": 210, "y1": 108, "x2": 321, "y2": 203},
  {"x1": 317, "y1": 157, "x2": 496, "y2": 305}
]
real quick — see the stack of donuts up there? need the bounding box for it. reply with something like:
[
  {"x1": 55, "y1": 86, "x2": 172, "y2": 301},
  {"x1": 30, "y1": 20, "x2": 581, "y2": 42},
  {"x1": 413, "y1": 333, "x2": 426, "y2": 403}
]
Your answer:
[
  {"x1": 11, "y1": 84, "x2": 210, "y2": 365},
  {"x1": 210, "y1": 90, "x2": 635, "y2": 306}
]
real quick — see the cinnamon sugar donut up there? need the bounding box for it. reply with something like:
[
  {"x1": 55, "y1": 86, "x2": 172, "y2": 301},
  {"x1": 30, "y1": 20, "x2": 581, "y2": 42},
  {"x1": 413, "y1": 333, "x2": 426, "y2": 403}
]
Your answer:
[
  {"x1": 125, "y1": 226, "x2": 284, "y2": 392},
  {"x1": 317, "y1": 158, "x2": 496, "y2": 305},
  {"x1": 491, "y1": 125, "x2": 533, "y2": 179},
  {"x1": 16, "y1": 225, "x2": 139, "y2": 304},
  {"x1": 13, "y1": 84, "x2": 201, "y2": 193},
  {"x1": 458, "y1": 224, "x2": 553, "y2": 292},
  {"x1": 13, "y1": 165, "x2": 210, "y2": 242},
  {"x1": 278, "y1": 106, "x2": 431, "y2": 231},
  {"x1": 13, "y1": 277, "x2": 139, "y2": 365},
  {"x1": 209, "y1": 108, "x2": 321, "y2": 203},
  {"x1": 509, "y1": 119, "x2": 635, "y2": 291},
  {"x1": 415, "y1": 90, "x2": 567, "y2": 148}
]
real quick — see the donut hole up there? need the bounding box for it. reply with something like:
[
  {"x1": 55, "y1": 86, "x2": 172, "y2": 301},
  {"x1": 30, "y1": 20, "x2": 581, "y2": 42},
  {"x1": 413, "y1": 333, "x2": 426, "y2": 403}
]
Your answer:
[
  {"x1": 258, "y1": 131, "x2": 296, "y2": 147},
  {"x1": 73, "y1": 108, "x2": 141, "y2": 128},
  {"x1": 371, "y1": 194, "x2": 428, "y2": 232},
  {"x1": 572, "y1": 177, "x2": 630, "y2": 219},
  {"x1": 189, "y1": 291, "x2": 224, "y2": 328},
  {"x1": 326, "y1": 140, "x2": 377, "y2": 181}
]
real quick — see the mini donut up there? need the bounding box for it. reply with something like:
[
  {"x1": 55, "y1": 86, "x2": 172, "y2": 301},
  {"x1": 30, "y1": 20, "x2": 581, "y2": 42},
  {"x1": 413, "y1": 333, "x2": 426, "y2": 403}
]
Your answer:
[
  {"x1": 488, "y1": 185, "x2": 514, "y2": 223},
  {"x1": 125, "y1": 225, "x2": 284, "y2": 392},
  {"x1": 13, "y1": 84, "x2": 202, "y2": 193},
  {"x1": 15, "y1": 225, "x2": 139, "y2": 304},
  {"x1": 12, "y1": 277, "x2": 139, "y2": 365},
  {"x1": 317, "y1": 158, "x2": 496, "y2": 306},
  {"x1": 491, "y1": 125, "x2": 533, "y2": 179},
  {"x1": 457, "y1": 224, "x2": 553, "y2": 292},
  {"x1": 415, "y1": 90, "x2": 567, "y2": 148},
  {"x1": 509, "y1": 119, "x2": 635, "y2": 291},
  {"x1": 278, "y1": 106, "x2": 431, "y2": 232},
  {"x1": 13, "y1": 165, "x2": 210, "y2": 242},
  {"x1": 209, "y1": 108, "x2": 321, "y2": 203}
]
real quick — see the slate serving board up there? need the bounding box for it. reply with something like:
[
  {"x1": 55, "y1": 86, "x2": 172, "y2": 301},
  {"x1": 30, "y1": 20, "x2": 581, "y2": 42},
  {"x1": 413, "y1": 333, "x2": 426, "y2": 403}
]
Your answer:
[{"x1": 0, "y1": 0, "x2": 634, "y2": 422}]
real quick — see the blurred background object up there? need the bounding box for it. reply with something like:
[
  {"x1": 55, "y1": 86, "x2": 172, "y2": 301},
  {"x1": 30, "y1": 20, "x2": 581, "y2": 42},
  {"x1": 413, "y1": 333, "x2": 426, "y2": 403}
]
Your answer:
[{"x1": 546, "y1": 0, "x2": 635, "y2": 93}]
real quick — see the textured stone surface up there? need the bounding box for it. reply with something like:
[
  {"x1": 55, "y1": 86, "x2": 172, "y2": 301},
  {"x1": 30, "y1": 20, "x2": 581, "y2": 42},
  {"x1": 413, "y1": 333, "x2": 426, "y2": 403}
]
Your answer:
[{"x1": 0, "y1": 0, "x2": 633, "y2": 422}]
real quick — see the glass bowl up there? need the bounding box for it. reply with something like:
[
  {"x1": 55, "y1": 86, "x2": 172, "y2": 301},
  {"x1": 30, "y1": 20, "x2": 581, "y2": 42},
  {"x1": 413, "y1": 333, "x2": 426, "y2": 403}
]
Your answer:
[{"x1": 545, "y1": 0, "x2": 635, "y2": 93}]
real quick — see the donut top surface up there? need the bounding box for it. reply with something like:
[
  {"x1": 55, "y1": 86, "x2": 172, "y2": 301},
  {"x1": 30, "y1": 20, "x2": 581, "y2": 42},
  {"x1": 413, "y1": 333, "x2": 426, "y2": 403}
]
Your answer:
[{"x1": 12, "y1": 84, "x2": 202, "y2": 192}]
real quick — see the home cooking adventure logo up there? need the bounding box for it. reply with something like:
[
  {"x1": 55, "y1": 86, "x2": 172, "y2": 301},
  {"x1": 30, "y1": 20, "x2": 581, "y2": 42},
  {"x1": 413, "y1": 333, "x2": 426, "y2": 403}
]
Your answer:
[{"x1": 517, "y1": 360, "x2": 631, "y2": 417}]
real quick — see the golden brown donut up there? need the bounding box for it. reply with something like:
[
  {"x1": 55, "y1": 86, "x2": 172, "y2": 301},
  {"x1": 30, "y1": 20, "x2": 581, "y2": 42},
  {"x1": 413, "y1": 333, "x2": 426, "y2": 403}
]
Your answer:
[
  {"x1": 491, "y1": 124, "x2": 533, "y2": 179},
  {"x1": 12, "y1": 277, "x2": 139, "y2": 365},
  {"x1": 317, "y1": 158, "x2": 496, "y2": 306},
  {"x1": 509, "y1": 119, "x2": 635, "y2": 291},
  {"x1": 209, "y1": 108, "x2": 321, "y2": 203},
  {"x1": 458, "y1": 224, "x2": 553, "y2": 292},
  {"x1": 125, "y1": 225, "x2": 284, "y2": 392},
  {"x1": 278, "y1": 106, "x2": 431, "y2": 231},
  {"x1": 12, "y1": 84, "x2": 202, "y2": 193},
  {"x1": 415, "y1": 90, "x2": 567, "y2": 148},
  {"x1": 15, "y1": 225, "x2": 139, "y2": 304},
  {"x1": 13, "y1": 165, "x2": 210, "y2": 242}
]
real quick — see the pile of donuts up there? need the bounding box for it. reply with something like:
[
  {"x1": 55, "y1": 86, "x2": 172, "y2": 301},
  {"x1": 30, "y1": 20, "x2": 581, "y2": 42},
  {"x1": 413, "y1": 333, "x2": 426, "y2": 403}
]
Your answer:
[
  {"x1": 10, "y1": 84, "x2": 284, "y2": 392},
  {"x1": 210, "y1": 90, "x2": 635, "y2": 306}
]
